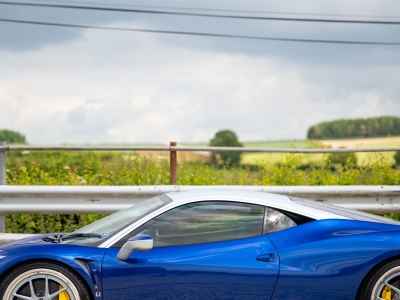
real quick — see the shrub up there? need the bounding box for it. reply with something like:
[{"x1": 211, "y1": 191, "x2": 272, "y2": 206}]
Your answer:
[
  {"x1": 330, "y1": 150, "x2": 358, "y2": 167},
  {"x1": 394, "y1": 151, "x2": 400, "y2": 166}
]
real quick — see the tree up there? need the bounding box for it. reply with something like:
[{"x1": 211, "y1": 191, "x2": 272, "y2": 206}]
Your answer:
[
  {"x1": 0, "y1": 129, "x2": 26, "y2": 144},
  {"x1": 210, "y1": 130, "x2": 243, "y2": 166}
]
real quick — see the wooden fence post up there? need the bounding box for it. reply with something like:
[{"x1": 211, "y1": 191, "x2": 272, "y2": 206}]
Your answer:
[{"x1": 170, "y1": 141, "x2": 177, "y2": 185}]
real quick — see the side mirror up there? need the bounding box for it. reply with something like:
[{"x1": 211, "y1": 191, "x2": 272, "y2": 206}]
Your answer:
[{"x1": 117, "y1": 234, "x2": 153, "y2": 260}]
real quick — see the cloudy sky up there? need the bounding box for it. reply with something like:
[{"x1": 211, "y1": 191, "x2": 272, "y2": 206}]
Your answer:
[{"x1": 0, "y1": 0, "x2": 399, "y2": 144}]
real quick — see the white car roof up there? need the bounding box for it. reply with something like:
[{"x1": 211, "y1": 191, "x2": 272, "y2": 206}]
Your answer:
[{"x1": 166, "y1": 189, "x2": 348, "y2": 221}]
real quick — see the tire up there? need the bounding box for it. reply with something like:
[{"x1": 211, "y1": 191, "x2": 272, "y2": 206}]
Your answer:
[
  {"x1": 361, "y1": 259, "x2": 400, "y2": 300},
  {"x1": 0, "y1": 261, "x2": 91, "y2": 300}
]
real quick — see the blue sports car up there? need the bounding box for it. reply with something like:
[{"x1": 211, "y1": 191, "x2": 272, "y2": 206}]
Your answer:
[{"x1": 1, "y1": 189, "x2": 400, "y2": 300}]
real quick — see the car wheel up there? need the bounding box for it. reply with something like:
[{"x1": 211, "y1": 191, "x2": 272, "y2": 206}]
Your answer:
[
  {"x1": 361, "y1": 259, "x2": 400, "y2": 300},
  {"x1": 0, "y1": 261, "x2": 90, "y2": 300}
]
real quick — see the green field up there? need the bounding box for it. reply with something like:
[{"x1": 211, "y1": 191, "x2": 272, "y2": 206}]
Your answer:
[
  {"x1": 71, "y1": 137, "x2": 399, "y2": 166},
  {"x1": 182, "y1": 139, "x2": 323, "y2": 165},
  {"x1": 241, "y1": 140, "x2": 322, "y2": 166},
  {"x1": 17, "y1": 137, "x2": 400, "y2": 167},
  {"x1": 236, "y1": 137, "x2": 400, "y2": 166}
]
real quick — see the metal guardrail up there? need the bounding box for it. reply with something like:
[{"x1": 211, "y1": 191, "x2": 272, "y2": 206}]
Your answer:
[{"x1": 0, "y1": 185, "x2": 399, "y2": 214}]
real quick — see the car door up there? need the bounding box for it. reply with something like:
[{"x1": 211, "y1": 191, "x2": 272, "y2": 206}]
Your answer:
[{"x1": 101, "y1": 201, "x2": 281, "y2": 300}]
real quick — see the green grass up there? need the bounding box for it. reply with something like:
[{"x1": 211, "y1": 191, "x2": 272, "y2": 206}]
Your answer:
[
  {"x1": 184, "y1": 138, "x2": 396, "y2": 166},
  {"x1": 345, "y1": 138, "x2": 400, "y2": 165},
  {"x1": 183, "y1": 139, "x2": 318, "y2": 148},
  {"x1": 240, "y1": 137, "x2": 400, "y2": 166},
  {"x1": 243, "y1": 140, "x2": 319, "y2": 148},
  {"x1": 183, "y1": 139, "x2": 324, "y2": 166},
  {"x1": 3, "y1": 140, "x2": 400, "y2": 234},
  {"x1": 241, "y1": 140, "x2": 322, "y2": 165}
]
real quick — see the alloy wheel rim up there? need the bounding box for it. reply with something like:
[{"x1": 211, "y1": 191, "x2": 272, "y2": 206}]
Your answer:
[
  {"x1": 371, "y1": 266, "x2": 400, "y2": 300},
  {"x1": 3, "y1": 268, "x2": 80, "y2": 300}
]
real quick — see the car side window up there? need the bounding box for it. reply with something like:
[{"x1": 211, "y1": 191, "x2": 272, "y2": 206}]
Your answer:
[
  {"x1": 263, "y1": 207, "x2": 297, "y2": 234},
  {"x1": 120, "y1": 201, "x2": 265, "y2": 247}
]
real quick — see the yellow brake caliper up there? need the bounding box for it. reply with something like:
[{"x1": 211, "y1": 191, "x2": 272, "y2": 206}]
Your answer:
[
  {"x1": 59, "y1": 285, "x2": 71, "y2": 300},
  {"x1": 382, "y1": 285, "x2": 392, "y2": 300}
]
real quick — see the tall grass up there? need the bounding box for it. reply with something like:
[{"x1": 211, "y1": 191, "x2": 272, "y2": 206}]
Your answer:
[{"x1": 4, "y1": 151, "x2": 400, "y2": 233}]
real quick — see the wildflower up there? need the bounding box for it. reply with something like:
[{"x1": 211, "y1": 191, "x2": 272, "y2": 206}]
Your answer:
[{"x1": 77, "y1": 176, "x2": 87, "y2": 184}]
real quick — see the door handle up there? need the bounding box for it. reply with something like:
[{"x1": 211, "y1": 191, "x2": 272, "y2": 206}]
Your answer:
[{"x1": 256, "y1": 253, "x2": 276, "y2": 262}]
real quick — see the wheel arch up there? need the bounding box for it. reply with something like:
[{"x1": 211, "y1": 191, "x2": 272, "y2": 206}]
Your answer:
[
  {"x1": 356, "y1": 255, "x2": 400, "y2": 300},
  {"x1": 0, "y1": 258, "x2": 95, "y2": 300}
]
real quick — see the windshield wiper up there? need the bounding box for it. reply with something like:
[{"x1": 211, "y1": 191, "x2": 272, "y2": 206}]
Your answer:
[{"x1": 61, "y1": 233, "x2": 101, "y2": 240}]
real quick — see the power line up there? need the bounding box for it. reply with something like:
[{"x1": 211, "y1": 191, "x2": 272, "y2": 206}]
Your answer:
[
  {"x1": 1, "y1": 1, "x2": 400, "y2": 25},
  {"x1": 25, "y1": 0, "x2": 400, "y2": 19},
  {"x1": 1, "y1": 18, "x2": 399, "y2": 45}
]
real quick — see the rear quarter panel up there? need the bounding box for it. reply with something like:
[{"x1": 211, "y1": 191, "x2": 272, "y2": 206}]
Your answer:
[{"x1": 268, "y1": 219, "x2": 400, "y2": 300}]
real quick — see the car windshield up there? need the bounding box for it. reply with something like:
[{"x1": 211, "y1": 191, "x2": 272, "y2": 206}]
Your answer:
[
  {"x1": 62, "y1": 194, "x2": 172, "y2": 245},
  {"x1": 290, "y1": 196, "x2": 400, "y2": 225}
]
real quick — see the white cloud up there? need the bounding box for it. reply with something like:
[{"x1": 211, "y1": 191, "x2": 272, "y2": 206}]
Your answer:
[
  {"x1": 0, "y1": 18, "x2": 399, "y2": 144},
  {"x1": 350, "y1": 93, "x2": 399, "y2": 119}
]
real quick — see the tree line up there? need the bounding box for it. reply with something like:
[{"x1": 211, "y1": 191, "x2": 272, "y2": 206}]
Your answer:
[{"x1": 307, "y1": 116, "x2": 400, "y2": 139}]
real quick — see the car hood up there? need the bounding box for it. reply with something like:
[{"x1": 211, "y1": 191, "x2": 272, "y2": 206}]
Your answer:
[{"x1": 0, "y1": 233, "x2": 65, "y2": 250}]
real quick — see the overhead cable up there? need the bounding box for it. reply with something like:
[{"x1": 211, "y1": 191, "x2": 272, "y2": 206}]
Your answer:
[
  {"x1": 1, "y1": 1, "x2": 400, "y2": 25},
  {"x1": 1, "y1": 18, "x2": 399, "y2": 45},
  {"x1": 20, "y1": 0, "x2": 400, "y2": 19}
]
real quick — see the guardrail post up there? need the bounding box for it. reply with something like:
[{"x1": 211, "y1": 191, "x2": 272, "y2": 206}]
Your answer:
[
  {"x1": 0, "y1": 141, "x2": 6, "y2": 233},
  {"x1": 170, "y1": 141, "x2": 177, "y2": 185}
]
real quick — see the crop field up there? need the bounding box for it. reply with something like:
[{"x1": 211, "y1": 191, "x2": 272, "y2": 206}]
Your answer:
[
  {"x1": 182, "y1": 137, "x2": 400, "y2": 165},
  {"x1": 241, "y1": 140, "x2": 321, "y2": 165},
  {"x1": 238, "y1": 137, "x2": 400, "y2": 166}
]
